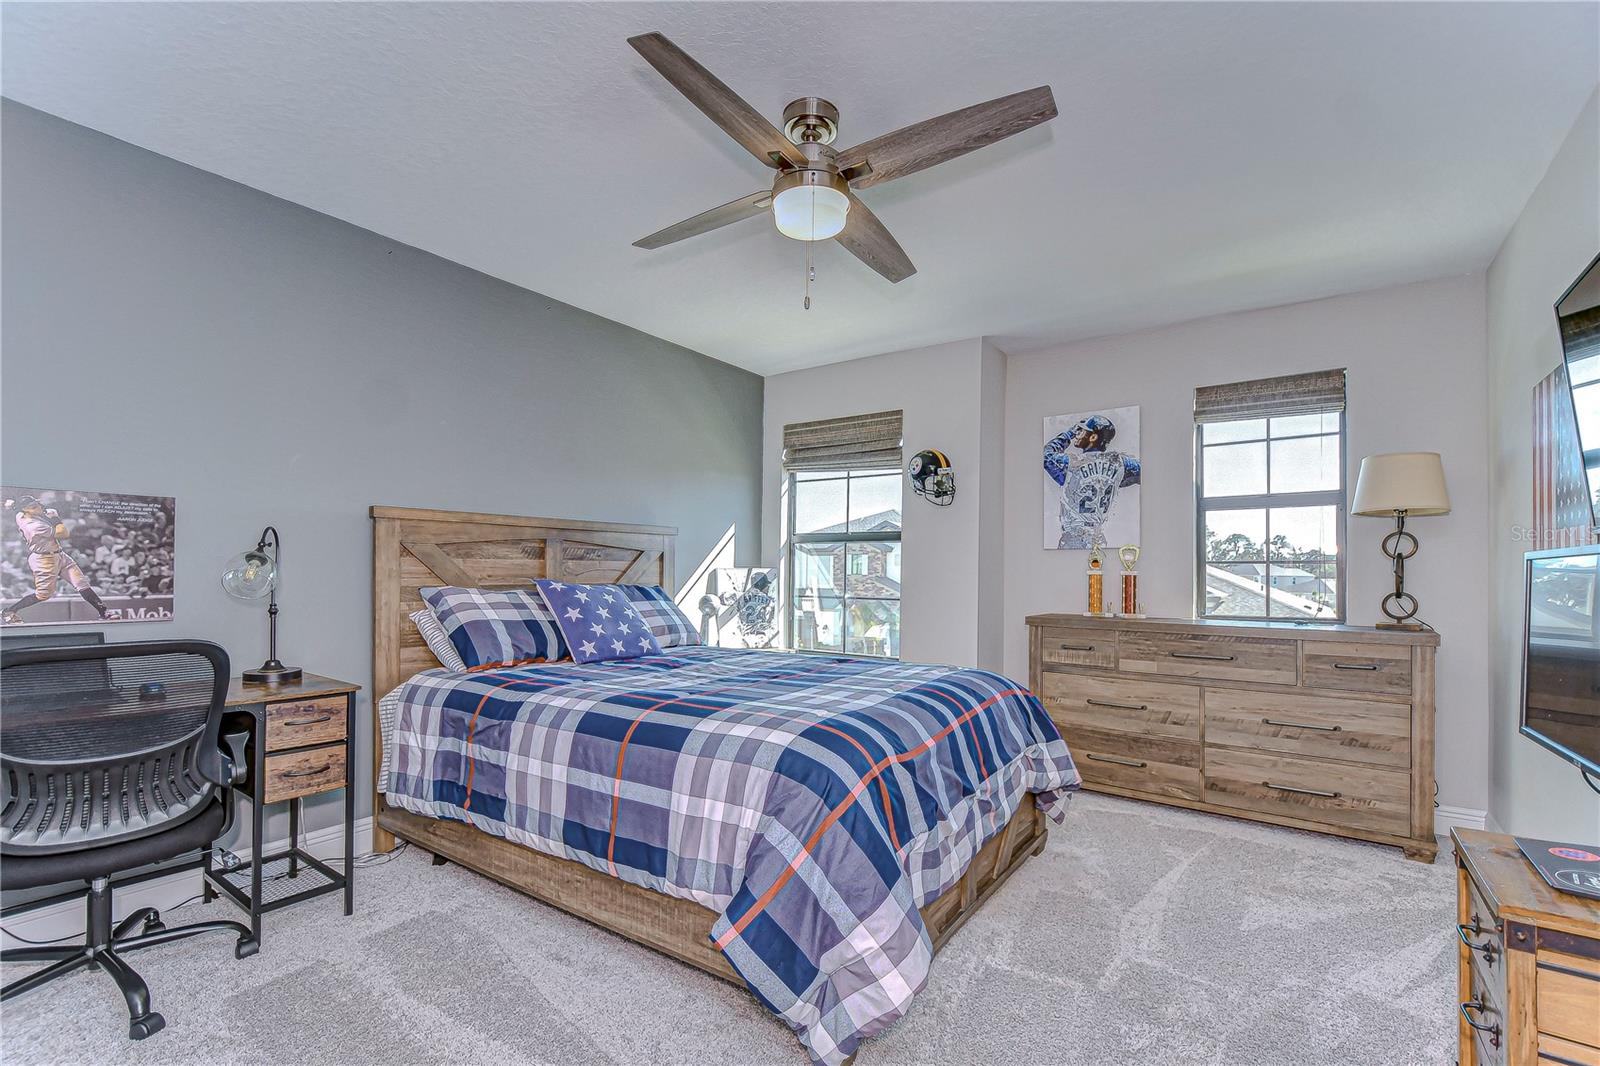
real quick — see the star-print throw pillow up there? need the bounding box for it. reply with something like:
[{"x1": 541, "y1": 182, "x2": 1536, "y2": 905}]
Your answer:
[{"x1": 534, "y1": 580, "x2": 662, "y2": 664}]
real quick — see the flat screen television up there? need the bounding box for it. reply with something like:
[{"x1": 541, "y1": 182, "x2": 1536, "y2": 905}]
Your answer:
[{"x1": 1522, "y1": 545, "x2": 1600, "y2": 778}]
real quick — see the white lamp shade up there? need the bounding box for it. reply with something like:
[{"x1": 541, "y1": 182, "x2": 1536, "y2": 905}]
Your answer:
[
  {"x1": 772, "y1": 184, "x2": 849, "y2": 242},
  {"x1": 1351, "y1": 452, "x2": 1451, "y2": 516}
]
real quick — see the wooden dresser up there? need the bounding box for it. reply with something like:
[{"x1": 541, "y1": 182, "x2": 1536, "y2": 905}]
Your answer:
[
  {"x1": 1453, "y1": 829, "x2": 1600, "y2": 1066},
  {"x1": 1025, "y1": 614, "x2": 1439, "y2": 861}
]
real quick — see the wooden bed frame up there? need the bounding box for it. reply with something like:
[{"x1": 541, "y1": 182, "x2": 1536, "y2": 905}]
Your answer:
[{"x1": 370, "y1": 505, "x2": 1049, "y2": 988}]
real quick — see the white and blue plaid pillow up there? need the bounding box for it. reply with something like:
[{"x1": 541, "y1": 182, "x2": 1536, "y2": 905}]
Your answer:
[
  {"x1": 418, "y1": 586, "x2": 569, "y2": 669},
  {"x1": 618, "y1": 585, "x2": 702, "y2": 648},
  {"x1": 534, "y1": 580, "x2": 661, "y2": 664}
]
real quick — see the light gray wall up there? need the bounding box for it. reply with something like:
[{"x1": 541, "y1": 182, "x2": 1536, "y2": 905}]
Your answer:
[
  {"x1": 1001, "y1": 275, "x2": 1493, "y2": 820},
  {"x1": 1486, "y1": 88, "x2": 1600, "y2": 842},
  {"x1": 0, "y1": 100, "x2": 764, "y2": 846},
  {"x1": 762, "y1": 338, "x2": 1014, "y2": 670}
]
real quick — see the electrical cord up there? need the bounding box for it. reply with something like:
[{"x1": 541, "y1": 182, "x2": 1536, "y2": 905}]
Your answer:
[
  {"x1": 1583, "y1": 766, "x2": 1600, "y2": 798},
  {"x1": 2, "y1": 844, "x2": 412, "y2": 947}
]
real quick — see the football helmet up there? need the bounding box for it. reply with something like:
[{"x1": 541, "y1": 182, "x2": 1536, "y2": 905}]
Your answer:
[{"x1": 908, "y1": 449, "x2": 955, "y2": 506}]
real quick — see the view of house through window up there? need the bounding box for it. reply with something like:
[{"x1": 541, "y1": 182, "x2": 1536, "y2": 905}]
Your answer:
[
  {"x1": 1197, "y1": 411, "x2": 1345, "y2": 620},
  {"x1": 788, "y1": 469, "x2": 902, "y2": 658}
]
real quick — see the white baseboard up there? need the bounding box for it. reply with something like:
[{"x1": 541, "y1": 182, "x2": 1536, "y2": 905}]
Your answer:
[
  {"x1": 1435, "y1": 805, "x2": 1488, "y2": 835},
  {"x1": 1, "y1": 817, "x2": 374, "y2": 949}
]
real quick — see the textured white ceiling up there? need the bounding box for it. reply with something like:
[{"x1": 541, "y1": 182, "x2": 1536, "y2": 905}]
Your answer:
[{"x1": 4, "y1": 2, "x2": 1596, "y2": 374}]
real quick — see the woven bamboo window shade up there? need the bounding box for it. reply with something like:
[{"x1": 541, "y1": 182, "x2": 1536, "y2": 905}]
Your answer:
[
  {"x1": 782, "y1": 410, "x2": 904, "y2": 471},
  {"x1": 1193, "y1": 368, "x2": 1347, "y2": 423},
  {"x1": 1561, "y1": 306, "x2": 1600, "y2": 362}
]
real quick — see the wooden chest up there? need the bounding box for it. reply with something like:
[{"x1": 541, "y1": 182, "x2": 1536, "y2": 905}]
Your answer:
[
  {"x1": 1026, "y1": 614, "x2": 1439, "y2": 860},
  {"x1": 1453, "y1": 829, "x2": 1600, "y2": 1065}
]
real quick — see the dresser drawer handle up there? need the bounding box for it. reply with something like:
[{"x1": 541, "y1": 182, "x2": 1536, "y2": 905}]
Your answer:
[
  {"x1": 1456, "y1": 921, "x2": 1500, "y2": 967},
  {"x1": 1263, "y1": 781, "x2": 1340, "y2": 799},
  {"x1": 1261, "y1": 717, "x2": 1342, "y2": 733},
  {"x1": 281, "y1": 763, "x2": 334, "y2": 779},
  {"x1": 1458, "y1": 1000, "x2": 1501, "y2": 1049},
  {"x1": 280, "y1": 714, "x2": 334, "y2": 728},
  {"x1": 1169, "y1": 651, "x2": 1236, "y2": 661},
  {"x1": 1086, "y1": 698, "x2": 1148, "y2": 711},
  {"x1": 1331, "y1": 662, "x2": 1382, "y2": 671},
  {"x1": 1085, "y1": 753, "x2": 1147, "y2": 768},
  {"x1": 1057, "y1": 643, "x2": 1096, "y2": 652}
]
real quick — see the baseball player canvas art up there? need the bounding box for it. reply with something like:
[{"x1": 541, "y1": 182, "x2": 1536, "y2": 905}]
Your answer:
[
  {"x1": 0, "y1": 487, "x2": 175, "y2": 626},
  {"x1": 1042, "y1": 406, "x2": 1142, "y2": 551}
]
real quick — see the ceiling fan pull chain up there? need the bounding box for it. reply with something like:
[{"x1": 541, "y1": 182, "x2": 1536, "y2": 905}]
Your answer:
[{"x1": 804, "y1": 198, "x2": 814, "y2": 310}]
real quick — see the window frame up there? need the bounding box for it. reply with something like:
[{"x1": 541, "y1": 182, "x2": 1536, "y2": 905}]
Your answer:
[
  {"x1": 1193, "y1": 411, "x2": 1347, "y2": 623},
  {"x1": 784, "y1": 467, "x2": 902, "y2": 659}
]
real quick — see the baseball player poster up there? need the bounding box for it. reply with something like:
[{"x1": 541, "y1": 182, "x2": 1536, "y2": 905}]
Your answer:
[
  {"x1": 1, "y1": 487, "x2": 175, "y2": 626},
  {"x1": 1042, "y1": 406, "x2": 1142, "y2": 551}
]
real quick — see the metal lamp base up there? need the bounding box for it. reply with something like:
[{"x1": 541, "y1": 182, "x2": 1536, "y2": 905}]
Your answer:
[
  {"x1": 242, "y1": 660, "x2": 302, "y2": 685},
  {"x1": 1374, "y1": 621, "x2": 1426, "y2": 631}
]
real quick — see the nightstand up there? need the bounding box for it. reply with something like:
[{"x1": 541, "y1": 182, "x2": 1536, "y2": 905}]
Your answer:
[{"x1": 202, "y1": 673, "x2": 360, "y2": 942}]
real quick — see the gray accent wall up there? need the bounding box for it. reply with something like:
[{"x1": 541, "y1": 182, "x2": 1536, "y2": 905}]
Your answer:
[{"x1": 0, "y1": 100, "x2": 764, "y2": 842}]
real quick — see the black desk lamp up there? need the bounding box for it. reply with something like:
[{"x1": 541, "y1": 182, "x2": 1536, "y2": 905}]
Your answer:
[{"x1": 221, "y1": 526, "x2": 301, "y2": 684}]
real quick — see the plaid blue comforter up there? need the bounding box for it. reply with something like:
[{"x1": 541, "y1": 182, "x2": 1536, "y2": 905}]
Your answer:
[{"x1": 384, "y1": 646, "x2": 1079, "y2": 1064}]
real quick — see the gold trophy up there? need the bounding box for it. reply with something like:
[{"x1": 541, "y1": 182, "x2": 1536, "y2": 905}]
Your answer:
[
  {"x1": 1118, "y1": 544, "x2": 1143, "y2": 617},
  {"x1": 1084, "y1": 546, "x2": 1109, "y2": 616}
]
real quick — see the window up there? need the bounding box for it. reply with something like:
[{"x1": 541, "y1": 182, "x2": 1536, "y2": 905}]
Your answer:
[
  {"x1": 787, "y1": 469, "x2": 902, "y2": 658},
  {"x1": 1195, "y1": 370, "x2": 1346, "y2": 621}
]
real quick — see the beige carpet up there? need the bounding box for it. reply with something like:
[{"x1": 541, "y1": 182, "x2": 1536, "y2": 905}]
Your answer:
[{"x1": 1, "y1": 792, "x2": 1456, "y2": 1065}]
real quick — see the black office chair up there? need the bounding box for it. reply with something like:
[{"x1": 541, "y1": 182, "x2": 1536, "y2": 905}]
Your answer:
[{"x1": 1, "y1": 640, "x2": 258, "y2": 1038}]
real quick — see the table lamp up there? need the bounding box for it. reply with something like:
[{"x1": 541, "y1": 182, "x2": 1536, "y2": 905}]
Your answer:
[
  {"x1": 221, "y1": 525, "x2": 301, "y2": 684},
  {"x1": 1351, "y1": 452, "x2": 1451, "y2": 629}
]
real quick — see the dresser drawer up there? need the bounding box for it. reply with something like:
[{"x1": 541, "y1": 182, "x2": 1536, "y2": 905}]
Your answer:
[
  {"x1": 1203, "y1": 689, "x2": 1411, "y2": 769},
  {"x1": 1069, "y1": 725, "x2": 1201, "y2": 801},
  {"x1": 1538, "y1": 1034, "x2": 1600, "y2": 1066},
  {"x1": 1041, "y1": 673, "x2": 1200, "y2": 741},
  {"x1": 1538, "y1": 948, "x2": 1600, "y2": 1048},
  {"x1": 262, "y1": 746, "x2": 346, "y2": 803},
  {"x1": 1117, "y1": 630, "x2": 1297, "y2": 685},
  {"x1": 1302, "y1": 641, "x2": 1414, "y2": 696},
  {"x1": 1202, "y1": 747, "x2": 1410, "y2": 835},
  {"x1": 265, "y1": 697, "x2": 347, "y2": 751},
  {"x1": 1037, "y1": 628, "x2": 1116, "y2": 670}
]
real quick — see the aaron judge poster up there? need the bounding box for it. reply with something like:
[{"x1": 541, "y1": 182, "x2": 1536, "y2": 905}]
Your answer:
[{"x1": 1, "y1": 487, "x2": 176, "y2": 626}]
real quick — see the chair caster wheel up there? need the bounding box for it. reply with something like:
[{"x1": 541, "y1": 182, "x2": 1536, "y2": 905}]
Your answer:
[
  {"x1": 143, "y1": 917, "x2": 167, "y2": 934},
  {"x1": 235, "y1": 936, "x2": 259, "y2": 959},
  {"x1": 129, "y1": 1013, "x2": 166, "y2": 1040}
]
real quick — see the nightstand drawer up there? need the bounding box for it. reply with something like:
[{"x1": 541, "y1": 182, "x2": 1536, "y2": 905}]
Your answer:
[
  {"x1": 1538, "y1": 1034, "x2": 1600, "y2": 1066},
  {"x1": 1538, "y1": 949, "x2": 1600, "y2": 1048},
  {"x1": 263, "y1": 746, "x2": 346, "y2": 803},
  {"x1": 265, "y1": 697, "x2": 346, "y2": 751}
]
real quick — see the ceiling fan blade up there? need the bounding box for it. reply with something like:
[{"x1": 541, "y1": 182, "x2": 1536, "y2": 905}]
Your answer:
[
  {"x1": 835, "y1": 86, "x2": 1057, "y2": 189},
  {"x1": 633, "y1": 191, "x2": 773, "y2": 249},
  {"x1": 835, "y1": 192, "x2": 916, "y2": 283},
  {"x1": 628, "y1": 32, "x2": 806, "y2": 170}
]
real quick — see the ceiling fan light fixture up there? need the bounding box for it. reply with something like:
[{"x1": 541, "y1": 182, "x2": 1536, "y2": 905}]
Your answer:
[{"x1": 771, "y1": 171, "x2": 850, "y2": 242}]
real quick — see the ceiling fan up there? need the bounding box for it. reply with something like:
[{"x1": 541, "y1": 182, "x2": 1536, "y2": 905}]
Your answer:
[{"x1": 628, "y1": 31, "x2": 1058, "y2": 283}]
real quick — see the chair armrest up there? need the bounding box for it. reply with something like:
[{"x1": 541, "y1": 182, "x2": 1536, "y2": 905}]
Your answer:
[{"x1": 217, "y1": 729, "x2": 250, "y2": 787}]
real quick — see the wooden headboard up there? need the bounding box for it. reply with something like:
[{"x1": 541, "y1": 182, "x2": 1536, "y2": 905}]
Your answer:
[
  {"x1": 369, "y1": 505, "x2": 676, "y2": 850},
  {"x1": 371, "y1": 505, "x2": 677, "y2": 697}
]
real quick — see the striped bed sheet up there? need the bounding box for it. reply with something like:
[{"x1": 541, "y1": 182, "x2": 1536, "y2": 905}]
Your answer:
[{"x1": 381, "y1": 645, "x2": 1079, "y2": 1064}]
